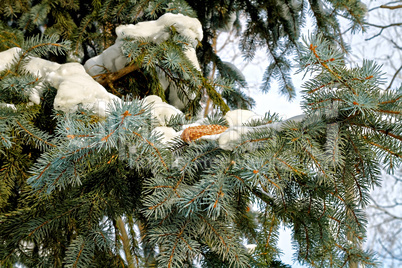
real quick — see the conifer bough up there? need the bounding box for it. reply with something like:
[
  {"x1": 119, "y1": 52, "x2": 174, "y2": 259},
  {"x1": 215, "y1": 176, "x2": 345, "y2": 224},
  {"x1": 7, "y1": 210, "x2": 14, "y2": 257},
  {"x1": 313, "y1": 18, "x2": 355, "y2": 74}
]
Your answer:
[{"x1": 0, "y1": 1, "x2": 400, "y2": 268}]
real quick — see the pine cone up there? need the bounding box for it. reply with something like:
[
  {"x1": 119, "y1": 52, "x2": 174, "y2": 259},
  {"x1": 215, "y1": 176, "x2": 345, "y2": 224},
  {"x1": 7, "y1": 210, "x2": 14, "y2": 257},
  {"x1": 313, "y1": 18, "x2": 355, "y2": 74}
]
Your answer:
[{"x1": 181, "y1": 125, "x2": 228, "y2": 142}]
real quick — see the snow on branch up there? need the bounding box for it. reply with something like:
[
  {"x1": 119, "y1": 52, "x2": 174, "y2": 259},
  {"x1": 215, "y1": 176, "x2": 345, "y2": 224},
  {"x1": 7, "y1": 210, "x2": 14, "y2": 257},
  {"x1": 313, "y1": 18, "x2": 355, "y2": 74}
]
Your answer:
[
  {"x1": 84, "y1": 13, "x2": 203, "y2": 76},
  {"x1": 84, "y1": 13, "x2": 203, "y2": 110},
  {"x1": 0, "y1": 15, "x2": 308, "y2": 152}
]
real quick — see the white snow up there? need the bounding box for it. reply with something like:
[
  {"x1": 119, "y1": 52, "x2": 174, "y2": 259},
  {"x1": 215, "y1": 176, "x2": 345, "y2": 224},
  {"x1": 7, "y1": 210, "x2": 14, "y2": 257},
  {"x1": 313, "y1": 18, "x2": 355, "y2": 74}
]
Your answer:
[
  {"x1": 23, "y1": 57, "x2": 61, "y2": 78},
  {"x1": 272, "y1": 114, "x2": 306, "y2": 130},
  {"x1": 84, "y1": 42, "x2": 125, "y2": 76},
  {"x1": 143, "y1": 95, "x2": 183, "y2": 126},
  {"x1": 84, "y1": 13, "x2": 203, "y2": 111},
  {"x1": 152, "y1": 102, "x2": 184, "y2": 126},
  {"x1": 224, "y1": 109, "x2": 264, "y2": 127},
  {"x1": 0, "y1": 103, "x2": 17, "y2": 110},
  {"x1": 244, "y1": 244, "x2": 257, "y2": 254},
  {"x1": 184, "y1": 47, "x2": 201, "y2": 70},
  {"x1": 0, "y1": 19, "x2": 305, "y2": 151},
  {"x1": 85, "y1": 13, "x2": 202, "y2": 77},
  {"x1": 143, "y1": 95, "x2": 163, "y2": 105},
  {"x1": 217, "y1": 127, "x2": 250, "y2": 150},
  {"x1": 152, "y1": 126, "x2": 179, "y2": 144},
  {"x1": 23, "y1": 57, "x2": 61, "y2": 104},
  {"x1": 142, "y1": 96, "x2": 300, "y2": 149},
  {"x1": 46, "y1": 62, "x2": 120, "y2": 114},
  {"x1": 0, "y1": 48, "x2": 64, "y2": 105},
  {"x1": 0, "y1": 47, "x2": 22, "y2": 72},
  {"x1": 116, "y1": 13, "x2": 202, "y2": 47},
  {"x1": 216, "y1": 114, "x2": 306, "y2": 150},
  {"x1": 143, "y1": 105, "x2": 306, "y2": 150}
]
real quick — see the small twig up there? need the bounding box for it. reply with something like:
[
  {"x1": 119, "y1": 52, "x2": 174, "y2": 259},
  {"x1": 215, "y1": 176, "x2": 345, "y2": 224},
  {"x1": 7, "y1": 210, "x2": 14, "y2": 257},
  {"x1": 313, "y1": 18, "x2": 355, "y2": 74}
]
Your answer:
[
  {"x1": 379, "y1": 240, "x2": 402, "y2": 261},
  {"x1": 370, "y1": 200, "x2": 402, "y2": 209},
  {"x1": 369, "y1": 196, "x2": 402, "y2": 220},
  {"x1": 365, "y1": 22, "x2": 402, "y2": 41},
  {"x1": 386, "y1": 65, "x2": 402, "y2": 90},
  {"x1": 389, "y1": 39, "x2": 402, "y2": 50},
  {"x1": 366, "y1": 22, "x2": 402, "y2": 28},
  {"x1": 369, "y1": 1, "x2": 402, "y2": 11}
]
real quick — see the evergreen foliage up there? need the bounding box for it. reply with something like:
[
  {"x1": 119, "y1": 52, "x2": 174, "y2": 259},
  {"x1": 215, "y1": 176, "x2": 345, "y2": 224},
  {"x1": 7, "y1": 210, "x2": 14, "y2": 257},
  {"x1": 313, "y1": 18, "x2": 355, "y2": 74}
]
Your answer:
[{"x1": 1, "y1": 0, "x2": 400, "y2": 267}]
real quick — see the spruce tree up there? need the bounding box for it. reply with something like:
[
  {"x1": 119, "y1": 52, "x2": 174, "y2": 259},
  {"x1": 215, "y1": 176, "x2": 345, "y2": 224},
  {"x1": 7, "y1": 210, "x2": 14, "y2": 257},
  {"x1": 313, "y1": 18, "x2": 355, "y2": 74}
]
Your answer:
[{"x1": 1, "y1": 1, "x2": 400, "y2": 268}]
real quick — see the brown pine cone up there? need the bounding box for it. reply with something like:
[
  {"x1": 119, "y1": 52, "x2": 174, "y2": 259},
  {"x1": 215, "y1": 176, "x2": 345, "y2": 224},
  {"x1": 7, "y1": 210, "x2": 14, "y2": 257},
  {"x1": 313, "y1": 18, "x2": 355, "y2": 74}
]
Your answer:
[{"x1": 181, "y1": 125, "x2": 228, "y2": 142}]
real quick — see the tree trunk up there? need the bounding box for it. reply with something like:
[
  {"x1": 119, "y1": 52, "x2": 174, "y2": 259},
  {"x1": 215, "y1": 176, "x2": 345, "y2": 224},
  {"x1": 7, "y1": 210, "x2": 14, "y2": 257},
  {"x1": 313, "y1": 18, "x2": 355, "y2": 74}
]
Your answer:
[{"x1": 117, "y1": 217, "x2": 135, "y2": 268}]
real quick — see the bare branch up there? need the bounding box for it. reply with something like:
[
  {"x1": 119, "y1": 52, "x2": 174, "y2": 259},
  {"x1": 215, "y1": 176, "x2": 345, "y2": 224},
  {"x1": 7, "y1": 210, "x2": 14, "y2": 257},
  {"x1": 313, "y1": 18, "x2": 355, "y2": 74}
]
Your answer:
[
  {"x1": 389, "y1": 39, "x2": 402, "y2": 50},
  {"x1": 366, "y1": 22, "x2": 402, "y2": 28},
  {"x1": 369, "y1": 1, "x2": 402, "y2": 11},
  {"x1": 386, "y1": 64, "x2": 402, "y2": 90},
  {"x1": 379, "y1": 240, "x2": 402, "y2": 261},
  {"x1": 369, "y1": 196, "x2": 402, "y2": 220},
  {"x1": 365, "y1": 22, "x2": 402, "y2": 41},
  {"x1": 380, "y1": 4, "x2": 402, "y2": 10}
]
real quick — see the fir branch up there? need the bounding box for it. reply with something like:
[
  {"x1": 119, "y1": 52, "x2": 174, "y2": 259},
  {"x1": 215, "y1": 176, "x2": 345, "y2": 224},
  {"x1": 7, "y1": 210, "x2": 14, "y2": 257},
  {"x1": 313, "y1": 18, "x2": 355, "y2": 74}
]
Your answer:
[
  {"x1": 363, "y1": 136, "x2": 402, "y2": 158},
  {"x1": 17, "y1": 35, "x2": 70, "y2": 69},
  {"x1": 204, "y1": 81, "x2": 230, "y2": 114},
  {"x1": 28, "y1": 202, "x2": 85, "y2": 238},
  {"x1": 14, "y1": 120, "x2": 56, "y2": 149},
  {"x1": 167, "y1": 220, "x2": 190, "y2": 268},
  {"x1": 73, "y1": 13, "x2": 95, "y2": 54},
  {"x1": 64, "y1": 235, "x2": 95, "y2": 268},
  {"x1": 308, "y1": 43, "x2": 356, "y2": 95},
  {"x1": 131, "y1": 130, "x2": 169, "y2": 170},
  {"x1": 349, "y1": 122, "x2": 402, "y2": 142}
]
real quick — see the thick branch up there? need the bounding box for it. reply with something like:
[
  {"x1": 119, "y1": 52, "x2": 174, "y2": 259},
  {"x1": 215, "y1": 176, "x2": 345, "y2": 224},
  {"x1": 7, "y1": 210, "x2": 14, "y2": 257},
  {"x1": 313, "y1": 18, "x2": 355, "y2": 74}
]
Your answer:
[
  {"x1": 117, "y1": 217, "x2": 135, "y2": 268},
  {"x1": 369, "y1": 1, "x2": 402, "y2": 11},
  {"x1": 379, "y1": 4, "x2": 402, "y2": 9},
  {"x1": 94, "y1": 64, "x2": 140, "y2": 88}
]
